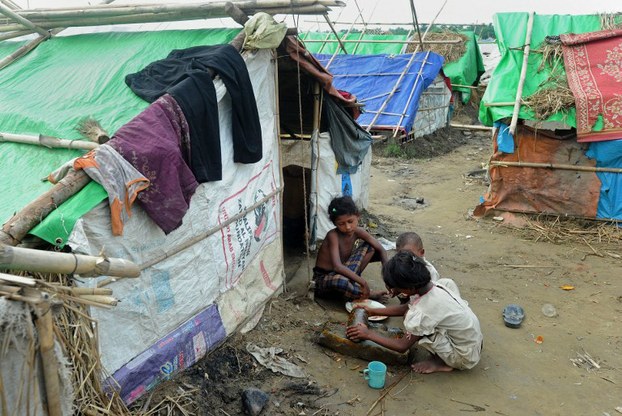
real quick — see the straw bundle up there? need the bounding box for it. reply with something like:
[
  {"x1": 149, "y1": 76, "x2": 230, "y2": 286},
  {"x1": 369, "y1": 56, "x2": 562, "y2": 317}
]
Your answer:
[
  {"x1": 0, "y1": 270, "x2": 130, "y2": 415},
  {"x1": 76, "y1": 117, "x2": 110, "y2": 145},
  {"x1": 510, "y1": 215, "x2": 622, "y2": 259},
  {"x1": 406, "y1": 31, "x2": 468, "y2": 63},
  {"x1": 527, "y1": 41, "x2": 575, "y2": 120}
]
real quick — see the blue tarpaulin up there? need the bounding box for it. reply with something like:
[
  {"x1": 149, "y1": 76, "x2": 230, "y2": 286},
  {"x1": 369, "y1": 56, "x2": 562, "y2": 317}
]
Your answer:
[
  {"x1": 315, "y1": 52, "x2": 444, "y2": 134},
  {"x1": 586, "y1": 139, "x2": 622, "y2": 220}
]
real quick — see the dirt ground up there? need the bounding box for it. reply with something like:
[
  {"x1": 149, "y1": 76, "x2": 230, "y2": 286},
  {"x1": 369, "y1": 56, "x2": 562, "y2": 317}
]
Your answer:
[{"x1": 135, "y1": 111, "x2": 622, "y2": 416}]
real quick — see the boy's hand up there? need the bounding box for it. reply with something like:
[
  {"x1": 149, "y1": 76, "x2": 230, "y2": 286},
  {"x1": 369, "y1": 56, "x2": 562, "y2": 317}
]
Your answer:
[
  {"x1": 358, "y1": 282, "x2": 371, "y2": 299},
  {"x1": 346, "y1": 323, "x2": 370, "y2": 342}
]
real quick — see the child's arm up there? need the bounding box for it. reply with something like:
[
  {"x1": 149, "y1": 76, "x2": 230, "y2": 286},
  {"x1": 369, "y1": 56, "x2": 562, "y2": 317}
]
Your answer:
[
  {"x1": 346, "y1": 324, "x2": 420, "y2": 353},
  {"x1": 355, "y1": 228, "x2": 388, "y2": 264},
  {"x1": 325, "y1": 231, "x2": 371, "y2": 298},
  {"x1": 362, "y1": 304, "x2": 408, "y2": 317}
]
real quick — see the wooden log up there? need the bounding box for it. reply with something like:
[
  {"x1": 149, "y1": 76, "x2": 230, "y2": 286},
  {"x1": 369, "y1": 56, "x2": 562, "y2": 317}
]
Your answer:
[
  {"x1": 509, "y1": 11, "x2": 534, "y2": 136},
  {"x1": 0, "y1": 244, "x2": 141, "y2": 277},
  {"x1": 0, "y1": 170, "x2": 91, "y2": 246},
  {"x1": 490, "y1": 160, "x2": 622, "y2": 173},
  {"x1": 35, "y1": 304, "x2": 62, "y2": 416},
  {"x1": 0, "y1": 132, "x2": 98, "y2": 150}
]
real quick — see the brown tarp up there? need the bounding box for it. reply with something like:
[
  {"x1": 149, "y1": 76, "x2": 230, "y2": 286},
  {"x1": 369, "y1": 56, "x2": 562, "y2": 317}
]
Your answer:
[{"x1": 474, "y1": 125, "x2": 601, "y2": 218}]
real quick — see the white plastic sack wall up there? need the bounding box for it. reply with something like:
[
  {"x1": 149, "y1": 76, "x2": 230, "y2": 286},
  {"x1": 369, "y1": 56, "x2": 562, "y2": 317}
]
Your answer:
[
  {"x1": 412, "y1": 75, "x2": 452, "y2": 138},
  {"x1": 68, "y1": 49, "x2": 283, "y2": 404},
  {"x1": 311, "y1": 132, "x2": 372, "y2": 241}
]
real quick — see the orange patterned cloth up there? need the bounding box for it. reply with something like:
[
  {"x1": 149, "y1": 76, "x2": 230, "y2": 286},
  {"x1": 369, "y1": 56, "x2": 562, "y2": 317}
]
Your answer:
[{"x1": 561, "y1": 29, "x2": 622, "y2": 142}]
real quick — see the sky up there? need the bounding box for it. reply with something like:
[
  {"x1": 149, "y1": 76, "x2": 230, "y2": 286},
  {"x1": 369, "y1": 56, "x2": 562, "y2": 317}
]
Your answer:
[{"x1": 10, "y1": 0, "x2": 622, "y2": 30}]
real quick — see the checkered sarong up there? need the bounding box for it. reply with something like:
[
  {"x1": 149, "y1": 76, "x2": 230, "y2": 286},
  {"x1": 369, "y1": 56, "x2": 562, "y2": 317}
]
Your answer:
[{"x1": 313, "y1": 239, "x2": 371, "y2": 301}]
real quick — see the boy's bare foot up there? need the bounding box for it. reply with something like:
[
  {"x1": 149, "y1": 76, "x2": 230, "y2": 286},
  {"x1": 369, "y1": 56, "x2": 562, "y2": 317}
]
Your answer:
[
  {"x1": 369, "y1": 290, "x2": 390, "y2": 304},
  {"x1": 411, "y1": 355, "x2": 454, "y2": 374}
]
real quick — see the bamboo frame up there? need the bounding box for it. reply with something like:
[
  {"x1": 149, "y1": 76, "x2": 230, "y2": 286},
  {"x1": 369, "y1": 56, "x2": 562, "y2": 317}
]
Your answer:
[
  {"x1": 0, "y1": 244, "x2": 140, "y2": 277},
  {"x1": 0, "y1": 2, "x2": 49, "y2": 36},
  {"x1": 302, "y1": 38, "x2": 461, "y2": 45},
  {"x1": 0, "y1": 132, "x2": 98, "y2": 150},
  {"x1": 490, "y1": 160, "x2": 622, "y2": 174},
  {"x1": 393, "y1": 50, "x2": 431, "y2": 137},
  {"x1": 0, "y1": 1, "x2": 343, "y2": 32},
  {"x1": 323, "y1": 13, "x2": 348, "y2": 54},
  {"x1": 509, "y1": 11, "x2": 534, "y2": 136},
  {"x1": 365, "y1": 0, "x2": 447, "y2": 133}
]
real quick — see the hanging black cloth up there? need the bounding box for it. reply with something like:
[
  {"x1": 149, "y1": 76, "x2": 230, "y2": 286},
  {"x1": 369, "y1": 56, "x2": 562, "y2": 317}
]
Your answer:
[{"x1": 125, "y1": 44, "x2": 262, "y2": 182}]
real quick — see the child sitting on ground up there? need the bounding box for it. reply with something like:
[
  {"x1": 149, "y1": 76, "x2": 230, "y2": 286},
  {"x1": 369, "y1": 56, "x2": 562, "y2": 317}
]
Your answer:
[
  {"x1": 313, "y1": 196, "x2": 388, "y2": 301},
  {"x1": 396, "y1": 231, "x2": 440, "y2": 281},
  {"x1": 346, "y1": 251, "x2": 483, "y2": 374}
]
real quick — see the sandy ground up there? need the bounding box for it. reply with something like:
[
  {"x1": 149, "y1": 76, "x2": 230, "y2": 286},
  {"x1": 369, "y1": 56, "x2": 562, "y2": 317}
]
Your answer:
[{"x1": 139, "y1": 124, "x2": 622, "y2": 416}]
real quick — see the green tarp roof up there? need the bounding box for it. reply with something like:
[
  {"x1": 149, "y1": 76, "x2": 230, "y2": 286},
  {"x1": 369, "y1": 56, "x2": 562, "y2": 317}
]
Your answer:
[
  {"x1": 300, "y1": 31, "x2": 484, "y2": 102},
  {"x1": 479, "y1": 13, "x2": 604, "y2": 126},
  {"x1": 0, "y1": 28, "x2": 239, "y2": 246}
]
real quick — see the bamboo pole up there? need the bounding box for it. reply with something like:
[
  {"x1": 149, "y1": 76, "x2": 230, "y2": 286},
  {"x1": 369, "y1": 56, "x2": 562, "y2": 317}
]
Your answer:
[
  {"x1": 0, "y1": 2, "x2": 49, "y2": 37},
  {"x1": 450, "y1": 123, "x2": 493, "y2": 131},
  {"x1": 0, "y1": 132, "x2": 98, "y2": 150},
  {"x1": 0, "y1": 2, "x2": 342, "y2": 31},
  {"x1": 0, "y1": 272, "x2": 36, "y2": 286},
  {"x1": 35, "y1": 304, "x2": 62, "y2": 416},
  {"x1": 0, "y1": 29, "x2": 30, "y2": 40},
  {"x1": 301, "y1": 38, "x2": 461, "y2": 45},
  {"x1": 393, "y1": 51, "x2": 431, "y2": 137},
  {"x1": 323, "y1": 13, "x2": 348, "y2": 54},
  {"x1": 12, "y1": 0, "x2": 343, "y2": 17},
  {"x1": 484, "y1": 101, "x2": 525, "y2": 107},
  {"x1": 365, "y1": 0, "x2": 447, "y2": 133},
  {"x1": 0, "y1": 170, "x2": 90, "y2": 246},
  {"x1": 97, "y1": 187, "x2": 281, "y2": 287},
  {"x1": 509, "y1": 11, "x2": 534, "y2": 136},
  {"x1": 0, "y1": 33, "x2": 48, "y2": 70},
  {"x1": 490, "y1": 160, "x2": 622, "y2": 173},
  {"x1": 0, "y1": 244, "x2": 141, "y2": 277}
]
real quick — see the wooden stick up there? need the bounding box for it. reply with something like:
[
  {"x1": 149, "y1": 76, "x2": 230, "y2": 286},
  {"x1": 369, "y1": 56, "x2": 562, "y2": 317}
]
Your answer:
[
  {"x1": 490, "y1": 160, "x2": 622, "y2": 174},
  {"x1": 0, "y1": 170, "x2": 90, "y2": 246},
  {"x1": 0, "y1": 3, "x2": 338, "y2": 31},
  {"x1": 509, "y1": 11, "x2": 534, "y2": 136},
  {"x1": 0, "y1": 29, "x2": 31, "y2": 41},
  {"x1": 0, "y1": 132, "x2": 98, "y2": 150},
  {"x1": 367, "y1": 0, "x2": 447, "y2": 133},
  {"x1": 365, "y1": 371, "x2": 410, "y2": 416},
  {"x1": 0, "y1": 272, "x2": 36, "y2": 286},
  {"x1": 303, "y1": 38, "x2": 462, "y2": 45},
  {"x1": 0, "y1": 244, "x2": 141, "y2": 277},
  {"x1": 70, "y1": 287, "x2": 113, "y2": 296},
  {"x1": 484, "y1": 101, "x2": 525, "y2": 107},
  {"x1": 323, "y1": 13, "x2": 348, "y2": 54},
  {"x1": 450, "y1": 123, "x2": 493, "y2": 131},
  {"x1": 35, "y1": 304, "x2": 62, "y2": 416},
  {"x1": 75, "y1": 295, "x2": 118, "y2": 306},
  {"x1": 0, "y1": 2, "x2": 49, "y2": 37}
]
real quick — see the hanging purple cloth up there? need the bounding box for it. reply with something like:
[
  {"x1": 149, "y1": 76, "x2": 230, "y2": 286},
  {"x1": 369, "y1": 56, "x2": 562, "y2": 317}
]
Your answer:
[{"x1": 108, "y1": 94, "x2": 198, "y2": 234}]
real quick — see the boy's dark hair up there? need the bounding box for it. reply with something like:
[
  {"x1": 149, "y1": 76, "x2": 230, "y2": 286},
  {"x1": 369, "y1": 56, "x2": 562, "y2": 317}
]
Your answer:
[
  {"x1": 396, "y1": 232, "x2": 423, "y2": 250},
  {"x1": 382, "y1": 251, "x2": 431, "y2": 290},
  {"x1": 328, "y1": 196, "x2": 359, "y2": 222}
]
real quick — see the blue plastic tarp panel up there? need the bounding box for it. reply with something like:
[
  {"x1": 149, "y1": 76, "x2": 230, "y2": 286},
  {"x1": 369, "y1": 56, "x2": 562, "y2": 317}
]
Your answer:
[
  {"x1": 315, "y1": 52, "x2": 444, "y2": 134},
  {"x1": 586, "y1": 139, "x2": 622, "y2": 220}
]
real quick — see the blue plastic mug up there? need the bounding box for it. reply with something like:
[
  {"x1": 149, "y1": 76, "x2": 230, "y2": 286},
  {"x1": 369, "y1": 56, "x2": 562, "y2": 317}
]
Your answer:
[{"x1": 363, "y1": 361, "x2": 387, "y2": 389}]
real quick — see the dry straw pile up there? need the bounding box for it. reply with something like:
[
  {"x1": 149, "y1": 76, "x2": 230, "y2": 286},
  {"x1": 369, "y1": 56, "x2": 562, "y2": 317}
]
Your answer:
[{"x1": 407, "y1": 31, "x2": 468, "y2": 63}]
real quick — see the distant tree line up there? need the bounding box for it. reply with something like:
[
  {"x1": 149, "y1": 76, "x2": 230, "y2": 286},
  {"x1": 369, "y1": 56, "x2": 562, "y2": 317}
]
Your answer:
[{"x1": 348, "y1": 23, "x2": 496, "y2": 41}]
